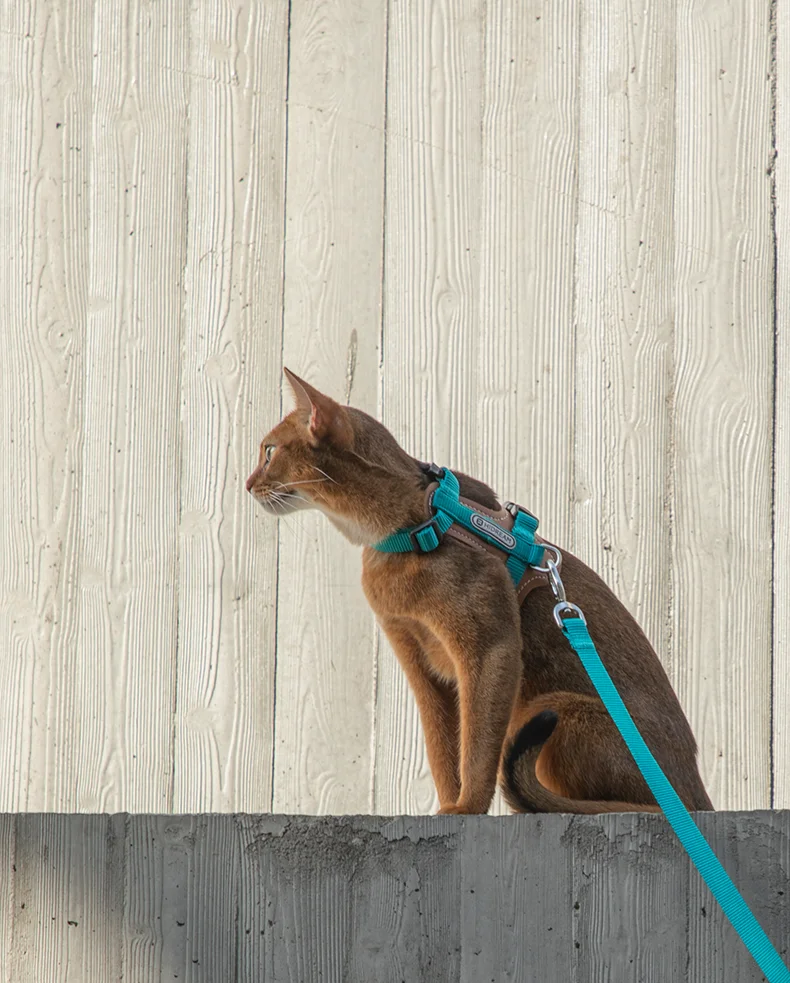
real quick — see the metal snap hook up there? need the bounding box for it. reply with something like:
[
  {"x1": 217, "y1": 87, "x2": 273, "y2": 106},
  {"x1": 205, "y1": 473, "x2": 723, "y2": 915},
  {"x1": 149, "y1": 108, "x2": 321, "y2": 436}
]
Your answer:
[{"x1": 546, "y1": 558, "x2": 565, "y2": 603}]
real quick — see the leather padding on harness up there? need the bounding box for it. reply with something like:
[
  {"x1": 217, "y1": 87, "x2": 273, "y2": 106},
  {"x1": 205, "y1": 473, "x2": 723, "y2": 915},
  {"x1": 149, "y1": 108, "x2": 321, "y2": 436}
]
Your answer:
[{"x1": 421, "y1": 481, "x2": 559, "y2": 605}]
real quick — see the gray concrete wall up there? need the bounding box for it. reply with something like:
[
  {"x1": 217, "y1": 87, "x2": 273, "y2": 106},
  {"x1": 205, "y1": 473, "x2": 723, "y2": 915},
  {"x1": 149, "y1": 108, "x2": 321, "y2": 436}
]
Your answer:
[{"x1": 1, "y1": 811, "x2": 787, "y2": 982}]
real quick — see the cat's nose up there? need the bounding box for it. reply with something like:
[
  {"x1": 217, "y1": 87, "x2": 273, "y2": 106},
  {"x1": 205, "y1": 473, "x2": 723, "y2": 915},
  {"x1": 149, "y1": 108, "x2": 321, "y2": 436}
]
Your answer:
[{"x1": 246, "y1": 469, "x2": 260, "y2": 492}]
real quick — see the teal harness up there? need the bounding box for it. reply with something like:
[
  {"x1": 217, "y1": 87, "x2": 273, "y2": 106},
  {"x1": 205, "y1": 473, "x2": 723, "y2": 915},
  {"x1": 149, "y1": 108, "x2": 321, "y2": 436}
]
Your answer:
[
  {"x1": 373, "y1": 465, "x2": 545, "y2": 585},
  {"x1": 372, "y1": 465, "x2": 790, "y2": 982}
]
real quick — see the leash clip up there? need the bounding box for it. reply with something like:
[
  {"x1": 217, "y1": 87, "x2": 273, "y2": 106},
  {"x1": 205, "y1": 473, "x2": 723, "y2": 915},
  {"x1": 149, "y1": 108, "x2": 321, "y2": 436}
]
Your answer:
[
  {"x1": 538, "y1": 551, "x2": 589, "y2": 627},
  {"x1": 545, "y1": 557, "x2": 565, "y2": 603}
]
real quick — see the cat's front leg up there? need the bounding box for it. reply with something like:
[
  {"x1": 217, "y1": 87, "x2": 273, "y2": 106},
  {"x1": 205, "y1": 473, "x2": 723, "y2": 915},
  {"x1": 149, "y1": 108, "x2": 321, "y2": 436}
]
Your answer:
[
  {"x1": 378, "y1": 615, "x2": 461, "y2": 809},
  {"x1": 428, "y1": 610, "x2": 522, "y2": 815}
]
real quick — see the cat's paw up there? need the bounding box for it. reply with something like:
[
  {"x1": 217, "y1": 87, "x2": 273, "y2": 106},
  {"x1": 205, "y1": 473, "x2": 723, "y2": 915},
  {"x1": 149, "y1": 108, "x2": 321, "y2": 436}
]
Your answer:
[{"x1": 436, "y1": 802, "x2": 484, "y2": 815}]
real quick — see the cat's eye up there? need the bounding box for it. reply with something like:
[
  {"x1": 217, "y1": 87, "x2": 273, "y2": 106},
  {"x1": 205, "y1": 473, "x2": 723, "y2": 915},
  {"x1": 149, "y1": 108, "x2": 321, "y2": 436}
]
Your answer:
[{"x1": 264, "y1": 445, "x2": 275, "y2": 465}]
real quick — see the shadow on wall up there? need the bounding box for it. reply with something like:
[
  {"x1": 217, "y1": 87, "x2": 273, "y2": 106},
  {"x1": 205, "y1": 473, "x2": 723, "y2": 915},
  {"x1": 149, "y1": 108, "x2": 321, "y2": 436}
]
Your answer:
[
  {"x1": 1, "y1": 813, "x2": 788, "y2": 982},
  {"x1": 1, "y1": 814, "x2": 463, "y2": 981}
]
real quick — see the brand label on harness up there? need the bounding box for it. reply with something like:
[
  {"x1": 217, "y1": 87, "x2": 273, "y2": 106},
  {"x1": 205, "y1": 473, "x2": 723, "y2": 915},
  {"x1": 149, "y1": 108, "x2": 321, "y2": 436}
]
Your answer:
[{"x1": 470, "y1": 513, "x2": 516, "y2": 550}]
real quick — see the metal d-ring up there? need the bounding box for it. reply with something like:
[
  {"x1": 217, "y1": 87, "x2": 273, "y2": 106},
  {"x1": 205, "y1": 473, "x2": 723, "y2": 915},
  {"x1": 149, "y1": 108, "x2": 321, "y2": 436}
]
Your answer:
[
  {"x1": 530, "y1": 542, "x2": 562, "y2": 574},
  {"x1": 553, "y1": 602, "x2": 587, "y2": 628}
]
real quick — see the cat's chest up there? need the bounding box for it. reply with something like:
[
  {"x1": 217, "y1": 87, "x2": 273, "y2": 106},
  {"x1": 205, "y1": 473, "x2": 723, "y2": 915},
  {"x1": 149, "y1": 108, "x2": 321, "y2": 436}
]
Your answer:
[{"x1": 360, "y1": 553, "x2": 457, "y2": 681}]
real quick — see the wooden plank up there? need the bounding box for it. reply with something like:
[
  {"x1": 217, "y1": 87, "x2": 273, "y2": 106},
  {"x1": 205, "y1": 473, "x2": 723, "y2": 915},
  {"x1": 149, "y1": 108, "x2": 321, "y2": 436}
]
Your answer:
[
  {"x1": 375, "y1": 0, "x2": 485, "y2": 816},
  {"x1": 10, "y1": 815, "x2": 123, "y2": 983},
  {"x1": 673, "y1": 0, "x2": 774, "y2": 809},
  {"x1": 460, "y1": 816, "x2": 574, "y2": 981},
  {"x1": 379, "y1": 0, "x2": 484, "y2": 473},
  {"x1": 0, "y1": 1, "x2": 91, "y2": 810},
  {"x1": 774, "y1": 0, "x2": 790, "y2": 810},
  {"x1": 173, "y1": 0, "x2": 288, "y2": 813},
  {"x1": 572, "y1": 0, "x2": 676, "y2": 659},
  {"x1": 571, "y1": 813, "x2": 689, "y2": 980},
  {"x1": 273, "y1": 0, "x2": 387, "y2": 813},
  {"x1": 478, "y1": 0, "x2": 578, "y2": 536},
  {"x1": 66, "y1": 0, "x2": 190, "y2": 812}
]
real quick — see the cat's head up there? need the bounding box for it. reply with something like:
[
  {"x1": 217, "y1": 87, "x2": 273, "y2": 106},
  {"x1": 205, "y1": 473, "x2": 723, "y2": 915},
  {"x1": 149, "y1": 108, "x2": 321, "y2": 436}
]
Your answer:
[{"x1": 246, "y1": 369, "x2": 425, "y2": 544}]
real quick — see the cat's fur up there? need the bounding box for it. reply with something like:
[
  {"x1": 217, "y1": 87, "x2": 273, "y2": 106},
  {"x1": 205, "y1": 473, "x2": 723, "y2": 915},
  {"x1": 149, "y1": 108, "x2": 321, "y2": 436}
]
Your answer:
[{"x1": 247, "y1": 369, "x2": 713, "y2": 815}]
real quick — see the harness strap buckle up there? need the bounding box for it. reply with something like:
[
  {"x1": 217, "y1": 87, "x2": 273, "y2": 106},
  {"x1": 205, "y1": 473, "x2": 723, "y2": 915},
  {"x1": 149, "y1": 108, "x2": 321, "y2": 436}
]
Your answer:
[
  {"x1": 420, "y1": 462, "x2": 446, "y2": 483},
  {"x1": 408, "y1": 516, "x2": 444, "y2": 552},
  {"x1": 504, "y1": 500, "x2": 537, "y2": 522}
]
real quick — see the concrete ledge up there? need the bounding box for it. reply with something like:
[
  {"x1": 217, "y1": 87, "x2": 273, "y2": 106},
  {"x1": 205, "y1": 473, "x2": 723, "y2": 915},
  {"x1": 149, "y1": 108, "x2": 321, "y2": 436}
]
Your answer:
[{"x1": 1, "y1": 812, "x2": 788, "y2": 981}]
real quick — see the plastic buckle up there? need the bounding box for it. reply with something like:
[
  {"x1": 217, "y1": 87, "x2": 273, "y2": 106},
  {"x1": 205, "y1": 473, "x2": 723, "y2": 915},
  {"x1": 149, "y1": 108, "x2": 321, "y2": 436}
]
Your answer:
[
  {"x1": 420, "y1": 462, "x2": 446, "y2": 483},
  {"x1": 408, "y1": 516, "x2": 443, "y2": 552},
  {"x1": 504, "y1": 501, "x2": 537, "y2": 521}
]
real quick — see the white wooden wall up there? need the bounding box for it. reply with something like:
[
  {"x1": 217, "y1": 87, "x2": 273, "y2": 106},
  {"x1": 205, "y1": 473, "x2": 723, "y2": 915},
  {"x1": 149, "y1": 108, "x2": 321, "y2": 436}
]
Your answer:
[{"x1": 0, "y1": 0, "x2": 785, "y2": 815}]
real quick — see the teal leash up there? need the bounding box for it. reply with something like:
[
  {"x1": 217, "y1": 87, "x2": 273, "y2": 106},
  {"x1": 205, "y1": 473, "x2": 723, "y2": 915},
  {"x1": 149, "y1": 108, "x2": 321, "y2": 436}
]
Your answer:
[{"x1": 547, "y1": 562, "x2": 790, "y2": 982}]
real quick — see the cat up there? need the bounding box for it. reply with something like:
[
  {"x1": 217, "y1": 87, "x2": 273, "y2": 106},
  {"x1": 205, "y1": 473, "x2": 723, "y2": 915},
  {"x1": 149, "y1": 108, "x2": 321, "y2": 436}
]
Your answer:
[{"x1": 246, "y1": 368, "x2": 714, "y2": 816}]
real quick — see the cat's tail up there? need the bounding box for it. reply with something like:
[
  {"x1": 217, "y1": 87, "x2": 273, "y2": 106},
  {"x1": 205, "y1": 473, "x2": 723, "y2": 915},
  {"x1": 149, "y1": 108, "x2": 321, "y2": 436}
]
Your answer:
[{"x1": 501, "y1": 709, "x2": 661, "y2": 815}]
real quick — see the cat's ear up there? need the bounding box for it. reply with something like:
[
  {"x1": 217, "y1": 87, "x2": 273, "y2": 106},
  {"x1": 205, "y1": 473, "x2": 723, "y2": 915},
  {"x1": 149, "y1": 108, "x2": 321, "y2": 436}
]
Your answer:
[
  {"x1": 283, "y1": 368, "x2": 352, "y2": 446},
  {"x1": 284, "y1": 367, "x2": 321, "y2": 414}
]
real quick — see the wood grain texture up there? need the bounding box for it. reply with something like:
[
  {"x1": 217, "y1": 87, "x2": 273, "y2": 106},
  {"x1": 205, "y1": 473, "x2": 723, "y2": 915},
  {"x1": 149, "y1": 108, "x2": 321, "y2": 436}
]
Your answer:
[
  {"x1": 8, "y1": 815, "x2": 124, "y2": 983},
  {"x1": 273, "y1": 0, "x2": 387, "y2": 813},
  {"x1": 4, "y1": 813, "x2": 787, "y2": 980},
  {"x1": 123, "y1": 816, "x2": 189, "y2": 981},
  {"x1": 0, "y1": 816, "x2": 15, "y2": 983},
  {"x1": 478, "y1": 0, "x2": 578, "y2": 536},
  {"x1": 460, "y1": 816, "x2": 574, "y2": 981},
  {"x1": 571, "y1": 813, "x2": 689, "y2": 980},
  {"x1": 375, "y1": 0, "x2": 486, "y2": 816},
  {"x1": 0, "y1": 1, "x2": 91, "y2": 811},
  {"x1": 688, "y1": 811, "x2": 790, "y2": 981},
  {"x1": 774, "y1": 0, "x2": 789, "y2": 810},
  {"x1": 573, "y1": 0, "x2": 676, "y2": 661},
  {"x1": 673, "y1": 0, "x2": 774, "y2": 809},
  {"x1": 123, "y1": 815, "x2": 257, "y2": 981},
  {"x1": 173, "y1": 0, "x2": 287, "y2": 813},
  {"x1": 72, "y1": 0, "x2": 190, "y2": 812}
]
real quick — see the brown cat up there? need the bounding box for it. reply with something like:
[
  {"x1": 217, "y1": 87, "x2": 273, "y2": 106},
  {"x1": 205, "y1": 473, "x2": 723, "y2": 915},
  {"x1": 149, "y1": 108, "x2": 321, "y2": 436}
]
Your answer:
[{"x1": 247, "y1": 368, "x2": 713, "y2": 816}]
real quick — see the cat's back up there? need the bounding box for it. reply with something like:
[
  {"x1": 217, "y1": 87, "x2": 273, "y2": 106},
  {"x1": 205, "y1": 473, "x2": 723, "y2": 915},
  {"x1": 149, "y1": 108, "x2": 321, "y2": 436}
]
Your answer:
[{"x1": 519, "y1": 549, "x2": 691, "y2": 727}]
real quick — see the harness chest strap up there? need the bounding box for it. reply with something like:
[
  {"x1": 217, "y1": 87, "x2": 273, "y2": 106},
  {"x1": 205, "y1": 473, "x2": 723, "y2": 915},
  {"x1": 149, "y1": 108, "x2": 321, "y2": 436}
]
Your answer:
[{"x1": 419, "y1": 478, "x2": 560, "y2": 605}]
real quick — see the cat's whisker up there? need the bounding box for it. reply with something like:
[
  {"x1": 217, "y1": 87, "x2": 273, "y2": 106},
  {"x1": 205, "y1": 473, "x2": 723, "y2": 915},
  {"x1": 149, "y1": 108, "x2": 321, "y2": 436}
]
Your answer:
[
  {"x1": 267, "y1": 492, "x2": 291, "y2": 515},
  {"x1": 278, "y1": 514, "x2": 305, "y2": 548},
  {"x1": 266, "y1": 494, "x2": 307, "y2": 546},
  {"x1": 309, "y1": 466, "x2": 338, "y2": 485},
  {"x1": 275, "y1": 479, "x2": 327, "y2": 490}
]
